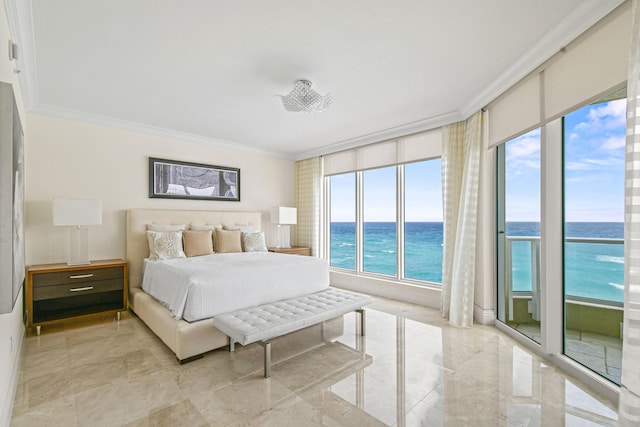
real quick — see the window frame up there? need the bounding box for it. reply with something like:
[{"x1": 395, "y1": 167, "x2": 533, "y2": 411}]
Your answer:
[{"x1": 324, "y1": 157, "x2": 443, "y2": 287}]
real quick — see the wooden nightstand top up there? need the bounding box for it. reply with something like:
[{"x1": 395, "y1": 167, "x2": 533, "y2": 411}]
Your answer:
[
  {"x1": 268, "y1": 246, "x2": 312, "y2": 256},
  {"x1": 27, "y1": 259, "x2": 127, "y2": 273}
]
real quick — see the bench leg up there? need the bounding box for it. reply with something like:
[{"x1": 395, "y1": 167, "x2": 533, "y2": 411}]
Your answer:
[
  {"x1": 356, "y1": 309, "x2": 366, "y2": 336},
  {"x1": 229, "y1": 339, "x2": 235, "y2": 352},
  {"x1": 259, "y1": 341, "x2": 272, "y2": 378}
]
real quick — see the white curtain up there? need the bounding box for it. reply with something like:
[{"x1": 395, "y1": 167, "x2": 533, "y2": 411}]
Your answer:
[
  {"x1": 620, "y1": 0, "x2": 640, "y2": 424},
  {"x1": 441, "y1": 111, "x2": 483, "y2": 327},
  {"x1": 295, "y1": 157, "x2": 322, "y2": 256}
]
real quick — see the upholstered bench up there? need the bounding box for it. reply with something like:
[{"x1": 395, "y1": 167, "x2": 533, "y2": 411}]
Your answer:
[{"x1": 212, "y1": 287, "x2": 372, "y2": 377}]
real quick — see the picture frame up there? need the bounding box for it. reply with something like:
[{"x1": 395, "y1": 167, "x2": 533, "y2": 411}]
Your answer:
[
  {"x1": 0, "y1": 82, "x2": 24, "y2": 314},
  {"x1": 149, "y1": 157, "x2": 240, "y2": 202}
]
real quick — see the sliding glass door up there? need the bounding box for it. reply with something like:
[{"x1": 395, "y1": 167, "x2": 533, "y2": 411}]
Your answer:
[
  {"x1": 497, "y1": 129, "x2": 541, "y2": 344},
  {"x1": 563, "y1": 94, "x2": 625, "y2": 384}
]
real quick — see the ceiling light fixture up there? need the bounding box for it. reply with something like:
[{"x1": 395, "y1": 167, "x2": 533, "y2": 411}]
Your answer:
[{"x1": 278, "y1": 80, "x2": 331, "y2": 113}]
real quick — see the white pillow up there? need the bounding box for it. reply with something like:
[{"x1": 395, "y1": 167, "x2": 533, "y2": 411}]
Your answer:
[
  {"x1": 223, "y1": 224, "x2": 254, "y2": 233},
  {"x1": 190, "y1": 223, "x2": 222, "y2": 231},
  {"x1": 147, "y1": 223, "x2": 186, "y2": 232},
  {"x1": 147, "y1": 231, "x2": 186, "y2": 259},
  {"x1": 242, "y1": 232, "x2": 267, "y2": 252}
]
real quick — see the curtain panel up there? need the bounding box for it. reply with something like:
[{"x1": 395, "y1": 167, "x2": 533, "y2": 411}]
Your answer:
[
  {"x1": 295, "y1": 157, "x2": 322, "y2": 257},
  {"x1": 441, "y1": 111, "x2": 483, "y2": 327},
  {"x1": 620, "y1": 0, "x2": 640, "y2": 423}
]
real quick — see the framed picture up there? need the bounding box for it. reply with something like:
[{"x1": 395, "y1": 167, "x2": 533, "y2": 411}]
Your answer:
[
  {"x1": 0, "y1": 82, "x2": 24, "y2": 314},
  {"x1": 149, "y1": 157, "x2": 240, "y2": 201}
]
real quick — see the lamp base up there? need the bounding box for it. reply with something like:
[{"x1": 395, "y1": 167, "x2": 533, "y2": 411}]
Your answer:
[
  {"x1": 273, "y1": 224, "x2": 291, "y2": 249},
  {"x1": 68, "y1": 226, "x2": 91, "y2": 266}
]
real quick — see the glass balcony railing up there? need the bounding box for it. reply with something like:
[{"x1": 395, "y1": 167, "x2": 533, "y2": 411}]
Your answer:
[
  {"x1": 506, "y1": 236, "x2": 623, "y2": 308},
  {"x1": 503, "y1": 235, "x2": 624, "y2": 384}
]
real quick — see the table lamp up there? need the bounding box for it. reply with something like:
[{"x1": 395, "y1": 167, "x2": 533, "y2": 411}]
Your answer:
[{"x1": 270, "y1": 207, "x2": 297, "y2": 249}]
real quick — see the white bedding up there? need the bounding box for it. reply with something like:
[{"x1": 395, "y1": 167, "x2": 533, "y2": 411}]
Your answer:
[{"x1": 142, "y1": 252, "x2": 330, "y2": 321}]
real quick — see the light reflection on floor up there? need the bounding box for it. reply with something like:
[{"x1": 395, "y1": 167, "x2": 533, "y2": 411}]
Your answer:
[{"x1": 12, "y1": 296, "x2": 619, "y2": 426}]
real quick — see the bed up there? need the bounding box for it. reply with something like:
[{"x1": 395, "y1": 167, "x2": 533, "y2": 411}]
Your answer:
[{"x1": 126, "y1": 208, "x2": 329, "y2": 362}]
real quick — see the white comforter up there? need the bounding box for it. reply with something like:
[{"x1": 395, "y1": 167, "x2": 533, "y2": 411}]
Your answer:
[{"x1": 142, "y1": 252, "x2": 330, "y2": 321}]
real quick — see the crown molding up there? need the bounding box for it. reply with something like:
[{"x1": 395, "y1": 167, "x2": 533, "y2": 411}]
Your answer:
[
  {"x1": 29, "y1": 104, "x2": 295, "y2": 160},
  {"x1": 9, "y1": 0, "x2": 626, "y2": 163},
  {"x1": 4, "y1": 0, "x2": 38, "y2": 109},
  {"x1": 460, "y1": 0, "x2": 626, "y2": 119}
]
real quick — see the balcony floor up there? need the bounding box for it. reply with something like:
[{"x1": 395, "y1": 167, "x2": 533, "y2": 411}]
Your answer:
[{"x1": 513, "y1": 323, "x2": 622, "y2": 384}]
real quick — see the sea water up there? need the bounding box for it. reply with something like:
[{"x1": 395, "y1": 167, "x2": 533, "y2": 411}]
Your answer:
[{"x1": 330, "y1": 222, "x2": 624, "y2": 303}]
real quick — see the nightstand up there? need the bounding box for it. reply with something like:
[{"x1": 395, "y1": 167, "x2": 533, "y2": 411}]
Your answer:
[
  {"x1": 268, "y1": 246, "x2": 312, "y2": 256},
  {"x1": 26, "y1": 259, "x2": 128, "y2": 335}
]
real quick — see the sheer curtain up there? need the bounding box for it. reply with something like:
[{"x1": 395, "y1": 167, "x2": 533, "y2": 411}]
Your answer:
[
  {"x1": 441, "y1": 111, "x2": 483, "y2": 327},
  {"x1": 295, "y1": 157, "x2": 322, "y2": 257},
  {"x1": 620, "y1": 0, "x2": 640, "y2": 423}
]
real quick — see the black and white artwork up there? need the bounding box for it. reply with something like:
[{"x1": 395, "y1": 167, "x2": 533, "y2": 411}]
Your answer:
[
  {"x1": 149, "y1": 157, "x2": 240, "y2": 201},
  {"x1": 0, "y1": 82, "x2": 24, "y2": 314}
]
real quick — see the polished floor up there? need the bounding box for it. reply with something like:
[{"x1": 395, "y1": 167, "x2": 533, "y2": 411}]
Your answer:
[{"x1": 11, "y1": 297, "x2": 620, "y2": 426}]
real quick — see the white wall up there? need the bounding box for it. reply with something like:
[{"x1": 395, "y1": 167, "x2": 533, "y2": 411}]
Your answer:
[
  {"x1": 0, "y1": 1, "x2": 26, "y2": 425},
  {"x1": 25, "y1": 114, "x2": 295, "y2": 265}
]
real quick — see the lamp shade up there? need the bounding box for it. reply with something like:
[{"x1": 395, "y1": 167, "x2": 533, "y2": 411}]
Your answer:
[
  {"x1": 53, "y1": 198, "x2": 103, "y2": 226},
  {"x1": 270, "y1": 207, "x2": 297, "y2": 225}
]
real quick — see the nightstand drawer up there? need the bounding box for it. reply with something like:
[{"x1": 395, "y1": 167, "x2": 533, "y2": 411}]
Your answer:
[
  {"x1": 32, "y1": 266, "x2": 124, "y2": 287},
  {"x1": 32, "y1": 278, "x2": 124, "y2": 301},
  {"x1": 26, "y1": 260, "x2": 128, "y2": 334}
]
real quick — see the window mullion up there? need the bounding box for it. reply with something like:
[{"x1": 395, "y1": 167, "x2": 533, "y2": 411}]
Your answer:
[
  {"x1": 356, "y1": 170, "x2": 364, "y2": 274},
  {"x1": 397, "y1": 165, "x2": 405, "y2": 280}
]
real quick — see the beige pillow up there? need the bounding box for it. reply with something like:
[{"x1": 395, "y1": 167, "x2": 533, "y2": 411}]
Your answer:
[
  {"x1": 183, "y1": 230, "x2": 214, "y2": 257},
  {"x1": 215, "y1": 228, "x2": 242, "y2": 253},
  {"x1": 190, "y1": 223, "x2": 222, "y2": 251}
]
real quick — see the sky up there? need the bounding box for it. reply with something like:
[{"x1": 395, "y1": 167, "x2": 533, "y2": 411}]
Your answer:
[
  {"x1": 330, "y1": 97, "x2": 626, "y2": 224},
  {"x1": 330, "y1": 159, "x2": 443, "y2": 222},
  {"x1": 506, "y1": 98, "x2": 626, "y2": 222}
]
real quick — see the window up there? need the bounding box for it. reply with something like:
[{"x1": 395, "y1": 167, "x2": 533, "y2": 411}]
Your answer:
[
  {"x1": 404, "y1": 160, "x2": 443, "y2": 282},
  {"x1": 363, "y1": 166, "x2": 396, "y2": 276},
  {"x1": 329, "y1": 173, "x2": 356, "y2": 270},
  {"x1": 327, "y1": 158, "x2": 443, "y2": 285}
]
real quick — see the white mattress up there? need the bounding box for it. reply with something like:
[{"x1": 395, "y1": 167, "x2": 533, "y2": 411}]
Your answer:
[{"x1": 142, "y1": 252, "x2": 330, "y2": 321}]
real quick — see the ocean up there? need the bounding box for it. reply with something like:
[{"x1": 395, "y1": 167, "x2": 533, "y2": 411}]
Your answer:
[{"x1": 330, "y1": 221, "x2": 624, "y2": 303}]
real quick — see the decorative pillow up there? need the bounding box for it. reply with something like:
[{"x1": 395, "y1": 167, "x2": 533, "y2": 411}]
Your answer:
[
  {"x1": 191, "y1": 223, "x2": 222, "y2": 251},
  {"x1": 183, "y1": 230, "x2": 214, "y2": 257},
  {"x1": 242, "y1": 232, "x2": 267, "y2": 252},
  {"x1": 147, "y1": 223, "x2": 186, "y2": 232},
  {"x1": 215, "y1": 228, "x2": 242, "y2": 253},
  {"x1": 147, "y1": 231, "x2": 186, "y2": 259}
]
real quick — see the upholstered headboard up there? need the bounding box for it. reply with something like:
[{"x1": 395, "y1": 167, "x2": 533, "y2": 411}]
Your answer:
[{"x1": 126, "y1": 209, "x2": 262, "y2": 289}]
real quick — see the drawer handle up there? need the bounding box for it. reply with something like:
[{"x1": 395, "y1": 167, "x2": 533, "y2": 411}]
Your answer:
[
  {"x1": 70, "y1": 286, "x2": 94, "y2": 292},
  {"x1": 69, "y1": 274, "x2": 94, "y2": 279}
]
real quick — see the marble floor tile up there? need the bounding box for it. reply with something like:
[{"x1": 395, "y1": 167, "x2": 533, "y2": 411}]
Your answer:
[{"x1": 12, "y1": 297, "x2": 620, "y2": 426}]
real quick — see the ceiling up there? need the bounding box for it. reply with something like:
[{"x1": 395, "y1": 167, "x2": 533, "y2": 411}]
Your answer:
[{"x1": 9, "y1": 0, "x2": 624, "y2": 159}]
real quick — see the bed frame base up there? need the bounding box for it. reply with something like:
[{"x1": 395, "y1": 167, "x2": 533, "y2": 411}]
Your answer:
[{"x1": 178, "y1": 354, "x2": 204, "y2": 364}]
